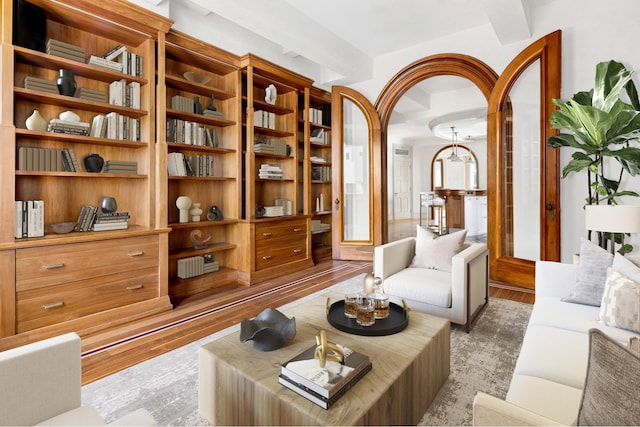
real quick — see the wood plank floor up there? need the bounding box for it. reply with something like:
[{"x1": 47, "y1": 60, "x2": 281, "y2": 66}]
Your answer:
[{"x1": 74, "y1": 259, "x2": 533, "y2": 385}]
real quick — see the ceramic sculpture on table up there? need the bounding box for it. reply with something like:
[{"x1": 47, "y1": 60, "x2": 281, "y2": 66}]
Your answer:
[{"x1": 240, "y1": 308, "x2": 296, "y2": 351}]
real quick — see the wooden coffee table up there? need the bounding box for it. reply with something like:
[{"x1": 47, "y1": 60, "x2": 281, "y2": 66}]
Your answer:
[{"x1": 198, "y1": 290, "x2": 450, "y2": 426}]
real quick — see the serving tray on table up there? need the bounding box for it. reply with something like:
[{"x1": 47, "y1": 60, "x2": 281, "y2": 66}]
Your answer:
[{"x1": 326, "y1": 299, "x2": 409, "y2": 336}]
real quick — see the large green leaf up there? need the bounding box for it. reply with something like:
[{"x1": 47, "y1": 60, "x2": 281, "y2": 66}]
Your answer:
[
  {"x1": 569, "y1": 102, "x2": 612, "y2": 146},
  {"x1": 562, "y1": 156, "x2": 594, "y2": 178},
  {"x1": 593, "y1": 60, "x2": 633, "y2": 112}
]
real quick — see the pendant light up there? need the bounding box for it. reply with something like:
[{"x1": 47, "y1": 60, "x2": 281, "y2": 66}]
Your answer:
[{"x1": 447, "y1": 126, "x2": 461, "y2": 162}]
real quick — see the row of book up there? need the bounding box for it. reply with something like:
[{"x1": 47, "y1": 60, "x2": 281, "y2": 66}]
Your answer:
[
  {"x1": 93, "y1": 45, "x2": 143, "y2": 77},
  {"x1": 254, "y1": 110, "x2": 277, "y2": 129},
  {"x1": 177, "y1": 255, "x2": 219, "y2": 279},
  {"x1": 166, "y1": 119, "x2": 219, "y2": 147},
  {"x1": 258, "y1": 163, "x2": 283, "y2": 179},
  {"x1": 311, "y1": 166, "x2": 331, "y2": 182},
  {"x1": 14, "y1": 200, "x2": 44, "y2": 238},
  {"x1": 279, "y1": 342, "x2": 371, "y2": 409},
  {"x1": 310, "y1": 128, "x2": 330, "y2": 145},
  {"x1": 48, "y1": 118, "x2": 90, "y2": 136},
  {"x1": 109, "y1": 79, "x2": 141, "y2": 109},
  {"x1": 90, "y1": 112, "x2": 141, "y2": 141},
  {"x1": 167, "y1": 152, "x2": 215, "y2": 177},
  {"x1": 311, "y1": 219, "x2": 331, "y2": 233},
  {"x1": 302, "y1": 104, "x2": 332, "y2": 127},
  {"x1": 17, "y1": 146, "x2": 136, "y2": 174},
  {"x1": 171, "y1": 95, "x2": 198, "y2": 114},
  {"x1": 75, "y1": 206, "x2": 130, "y2": 232}
]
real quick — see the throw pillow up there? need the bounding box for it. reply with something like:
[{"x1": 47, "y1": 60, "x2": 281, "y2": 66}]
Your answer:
[
  {"x1": 599, "y1": 268, "x2": 640, "y2": 333},
  {"x1": 562, "y1": 238, "x2": 613, "y2": 306},
  {"x1": 410, "y1": 228, "x2": 467, "y2": 273},
  {"x1": 578, "y1": 329, "x2": 640, "y2": 426},
  {"x1": 612, "y1": 252, "x2": 640, "y2": 283}
]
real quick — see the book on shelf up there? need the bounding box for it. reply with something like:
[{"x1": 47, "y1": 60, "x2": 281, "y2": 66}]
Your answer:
[
  {"x1": 280, "y1": 343, "x2": 371, "y2": 399},
  {"x1": 101, "y1": 44, "x2": 127, "y2": 61},
  {"x1": 14, "y1": 200, "x2": 44, "y2": 238},
  {"x1": 279, "y1": 342, "x2": 372, "y2": 408},
  {"x1": 87, "y1": 55, "x2": 123, "y2": 72}
]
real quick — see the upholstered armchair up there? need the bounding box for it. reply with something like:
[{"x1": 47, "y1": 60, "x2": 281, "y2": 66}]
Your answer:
[
  {"x1": 0, "y1": 332, "x2": 156, "y2": 426},
  {"x1": 374, "y1": 227, "x2": 489, "y2": 331}
]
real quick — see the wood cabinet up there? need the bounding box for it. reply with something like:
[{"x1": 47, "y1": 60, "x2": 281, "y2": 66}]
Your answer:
[
  {"x1": 302, "y1": 87, "x2": 333, "y2": 261},
  {"x1": 0, "y1": 0, "x2": 173, "y2": 338},
  {"x1": 157, "y1": 30, "x2": 242, "y2": 298},
  {"x1": 436, "y1": 189, "x2": 487, "y2": 234},
  {"x1": 237, "y1": 55, "x2": 314, "y2": 284}
]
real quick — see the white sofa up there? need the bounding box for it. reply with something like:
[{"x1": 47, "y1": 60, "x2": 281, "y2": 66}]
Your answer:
[
  {"x1": 473, "y1": 260, "x2": 640, "y2": 425},
  {"x1": 374, "y1": 236, "x2": 489, "y2": 331},
  {"x1": 0, "y1": 332, "x2": 156, "y2": 426}
]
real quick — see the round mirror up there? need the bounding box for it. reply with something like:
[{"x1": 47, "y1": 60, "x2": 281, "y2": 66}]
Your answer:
[{"x1": 431, "y1": 145, "x2": 478, "y2": 190}]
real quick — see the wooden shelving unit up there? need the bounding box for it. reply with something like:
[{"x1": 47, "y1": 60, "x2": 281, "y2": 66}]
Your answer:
[
  {"x1": 157, "y1": 29, "x2": 242, "y2": 298},
  {"x1": 0, "y1": 0, "x2": 173, "y2": 339}
]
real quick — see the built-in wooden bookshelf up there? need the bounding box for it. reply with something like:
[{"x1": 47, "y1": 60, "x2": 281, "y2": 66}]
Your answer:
[
  {"x1": 0, "y1": 0, "x2": 173, "y2": 339},
  {"x1": 158, "y1": 29, "x2": 242, "y2": 298}
]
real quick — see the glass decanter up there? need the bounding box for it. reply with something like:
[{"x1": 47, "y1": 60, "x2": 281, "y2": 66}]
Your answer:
[{"x1": 372, "y1": 277, "x2": 389, "y2": 319}]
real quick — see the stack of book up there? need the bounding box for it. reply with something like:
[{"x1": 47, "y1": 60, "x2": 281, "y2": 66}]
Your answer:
[
  {"x1": 258, "y1": 164, "x2": 283, "y2": 179},
  {"x1": 254, "y1": 138, "x2": 288, "y2": 156},
  {"x1": 87, "y1": 55, "x2": 123, "y2": 73},
  {"x1": 279, "y1": 343, "x2": 372, "y2": 409},
  {"x1": 23, "y1": 76, "x2": 58, "y2": 94},
  {"x1": 263, "y1": 205, "x2": 285, "y2": 217},
  {"x1": 14, "y1": 200, "x2": 44, "y2": 238},
  {"x1": 105, "y1": 160, "x2": 138, "y2": 174},
  {"x1": 48, "y1": 118, "x2": 90, "y2": 136},
  {"x1": 92, "y1": 211, "x2": 130, "y2": 231},
  {"x1": 77, "y1": 87, "x2": 107, "y2": 103},
  {"x1": 203, "y1": 109, "x2": 224, "y2": 119},
  {"x1": 46, "y1": 39, "x2": 85, "y2": 63}
]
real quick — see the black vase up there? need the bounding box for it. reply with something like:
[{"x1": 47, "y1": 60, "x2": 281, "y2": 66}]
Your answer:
[
  {"x1": 83, "y1": 153, "x2": 104, "y2": 172},
  {"x1": 56, "y1": 69, "x2": 77, "y2": 96}
]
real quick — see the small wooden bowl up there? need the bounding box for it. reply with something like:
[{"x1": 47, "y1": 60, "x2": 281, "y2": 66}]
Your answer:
[
  {"x1": 184, "y1": 72, "x2": 211, "y2": 84},
  {"x1": 48, "y1": 222, "x2": 77, "y2": 234}
]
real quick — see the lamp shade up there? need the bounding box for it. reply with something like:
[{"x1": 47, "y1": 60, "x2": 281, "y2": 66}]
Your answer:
[{"x1": 584, "y1": 205, "x2": 640, "y2": 233}]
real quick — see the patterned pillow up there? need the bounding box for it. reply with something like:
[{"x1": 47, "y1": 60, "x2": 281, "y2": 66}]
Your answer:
[
  {"x1": 599, "y1": 268, "x2": 640, "y2": 333},
  {"x1": 578, "y1": 329, "x2": 640, "y2": 426},
  {"x1": 562, "y1": 238, "x2": 613, "y2": 306},
  {"x1": 411, "y1": 227, "x2": 467, "y2": 273}
]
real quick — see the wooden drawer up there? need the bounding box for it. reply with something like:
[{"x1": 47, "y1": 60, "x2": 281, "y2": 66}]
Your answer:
[
  {"x1": 16, "y1": 235, "x2": 159, "y2": 292},
  {"x1": 255, "y1": 237, "x2": 308, "y2": 270},
  {"x1": 255, "y1": 219, "x2": 307, "y2": 243},
  {"x1": 16, "y1": 267, "x2": 158, "y2": 333}
]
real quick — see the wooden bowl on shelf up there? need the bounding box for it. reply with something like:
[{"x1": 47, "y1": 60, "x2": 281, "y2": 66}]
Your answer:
[
  {"x1": 183, "y1": 71, "x2": 211, "y2": 84},
  {"x1": 48, "y1": 222, "x2": 77, "y2": 234}
]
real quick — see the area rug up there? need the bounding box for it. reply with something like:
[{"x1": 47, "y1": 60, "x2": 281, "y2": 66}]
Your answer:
[{"x1": 82, "y1": 275, "x2": 532, "y2": 426}]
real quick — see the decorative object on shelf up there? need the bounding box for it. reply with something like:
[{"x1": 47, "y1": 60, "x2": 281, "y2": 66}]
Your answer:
[
  {"x1": 59, "y1": 110, "x2": 80, "y2": 122},
  {"x1": 176, "y1": 196, "x2": 192, "y2": 223},
  {"x1": 207, "y1": 205, "x2": 224, "y2": 221},
  {"x1": 100, "y1": 196, "x2": 117, "y2": 213},
  {"x1": 25, "y1": 109, "x2": 47, "y2": 131},
  {"x1": 194, "y1": 96, "x2": 203, "y2": 115},
  {"x1": 190, "y1": 202, "x2": 203, "y2": 221},
  {"x1": 265, "y1": 83, "x2": 277, "y2": 105},
  {"x1": 255, "y1": 204, "x2": 265, "y2": 218},
  {"x1": 48, "y1": 221, "x2": 77, "y2": 234},
  {"x1": 240, "y1": 308, "x2": 296, "y2": 352},
  {"x1": 203, "y1": 252, "x2": 214, "y2": 262},
  {"x1": 56, "y1": 68, "x2": 77, "y2": 96},
  {"x1": 183, "y1": 71, "x2": 211, "y2": 84},
  {"x1": 313, "y1": 329, "x2": 344, "y2": 367},
  {"x1": 206, "y1": 93, "x2": 217, "y2": 111},
  {"x1": 190, "y1": 229, "x2": 212, "y2": 249},
  {"x1": 83, "y1": 153, "x2": 104, "y2": 172}
]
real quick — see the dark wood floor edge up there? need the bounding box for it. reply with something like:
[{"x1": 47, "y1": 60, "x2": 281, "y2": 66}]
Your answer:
[{"x1": 81, "y1": 262, "x2": 371, "y2": 358}]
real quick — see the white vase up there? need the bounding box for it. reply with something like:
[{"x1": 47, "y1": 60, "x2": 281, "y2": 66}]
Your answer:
[
  {"x1": 25, "y1": 109, "x2": 47, "y2": 131},
  {"x1": 176, "y1": 196, "x2": 192, "y2": 223},
  {"x1": 190, "y1": 203, "x2": 202, "y2": 222}
]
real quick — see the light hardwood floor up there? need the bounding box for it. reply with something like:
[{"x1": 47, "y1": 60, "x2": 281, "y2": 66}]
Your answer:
[{"x1": 79, "y1": 258, "x2": 533, "y2": 385}]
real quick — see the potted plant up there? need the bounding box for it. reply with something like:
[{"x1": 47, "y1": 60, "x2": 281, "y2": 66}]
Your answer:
[{"x1": 548, "y1": 60, "x2": 640, "y2": 253}]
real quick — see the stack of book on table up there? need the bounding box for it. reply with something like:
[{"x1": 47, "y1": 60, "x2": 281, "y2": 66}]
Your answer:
[{"x1": 279, "y1": 343, "x2": 372, "y2": 409}]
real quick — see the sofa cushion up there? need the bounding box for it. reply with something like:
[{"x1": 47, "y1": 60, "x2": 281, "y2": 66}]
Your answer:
[
  {"x1": 578, "y1": 329, "x2": 640, "y2": 426},
  {"x1": 512, "y1": 325, "x2": 589, "y2": 389},
  {"x1": 383, "y1": 267, "x2": 451, "y2": 308},
  {"x1": 506, "y1": 374, "x2": 582, "y2": 425},
  {"x1": 612, "y1": 252, "x2": 640, "y2": 283},
  {"x1": 562, "y1": 238, "x2": 613, "y2": 306},
  {"x1": 599, "y1": 268, "x2": 640, "y2": 333},
  {"x1": 411, "y1": 227, "x2": 466, "y2": 273},
  {"x1": 36, "y1": 406, "x2": 105, "y2": 426}
]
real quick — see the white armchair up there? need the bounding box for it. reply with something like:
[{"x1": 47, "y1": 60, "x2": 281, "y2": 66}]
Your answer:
[
  {"x1": 0, "y1": 332, "x2": 156, "y2": 426},
  {"x1": 374, "y1": 236, "x2": 489, "y2": 331}
]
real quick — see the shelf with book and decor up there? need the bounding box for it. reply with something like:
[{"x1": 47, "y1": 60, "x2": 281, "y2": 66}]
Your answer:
[
  {"x1": 237, "y1": 54, "x2": 314, "y2": 285},
  {"x1": 0, "y1": 0, "x2": 173, "y2": 339},
  {"x1": 158, "y1": 29, "x2": 242, "y2": 298},
  {"x1": 302, "y1": 87, "x2": 333, "y2": 261}
]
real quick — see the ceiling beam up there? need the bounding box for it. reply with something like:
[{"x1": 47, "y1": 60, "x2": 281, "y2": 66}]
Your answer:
[{"x1": 481, "y1": 0, "x2": 531, "y2": 44}]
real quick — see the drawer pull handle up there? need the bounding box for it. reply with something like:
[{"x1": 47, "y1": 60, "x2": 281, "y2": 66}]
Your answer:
[
  {"x1": 262, "y1": 255, "x2": 272, "y2": 260},
  {"x1": 127, "y1": 284, "x2": 144, "y2": 291},
  {"x1": 293, "y1": 228, "x2": 302, "y2": 232},
  {"x1": 128, "y1": 251, "x2": 144, "y2": 257},
  {"x1": 262, "y1": 232, "x2": 272, "y2": 237},
  {"x1": 293, "y1": 249, "x2": 302, "y2": 254},
  {"x1": 42, "y1": 301, "x2": 64, "y2": 310},
  {"x1": 43, "y1": 262, "x2": 64, "y2": 270}
]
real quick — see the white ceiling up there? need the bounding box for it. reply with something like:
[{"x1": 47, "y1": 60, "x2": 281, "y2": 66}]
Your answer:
[{"x1": 174, "y1": 0, "x2": 555, "y2": 145}]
